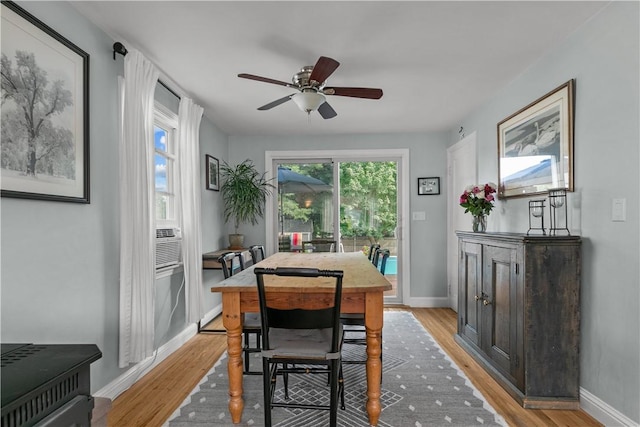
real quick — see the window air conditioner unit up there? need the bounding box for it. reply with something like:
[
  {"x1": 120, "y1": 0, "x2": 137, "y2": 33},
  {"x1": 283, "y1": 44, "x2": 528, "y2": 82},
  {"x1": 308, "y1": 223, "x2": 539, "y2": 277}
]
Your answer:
[{"x1": 156, "y1": 228, "x2": 182, "y2": 269}]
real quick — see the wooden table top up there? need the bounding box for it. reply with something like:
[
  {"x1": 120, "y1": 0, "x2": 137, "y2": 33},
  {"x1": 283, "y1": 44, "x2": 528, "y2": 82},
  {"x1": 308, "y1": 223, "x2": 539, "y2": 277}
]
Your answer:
[{"x1": 210, "y1": 252, "x2": 392, "y2": 293}]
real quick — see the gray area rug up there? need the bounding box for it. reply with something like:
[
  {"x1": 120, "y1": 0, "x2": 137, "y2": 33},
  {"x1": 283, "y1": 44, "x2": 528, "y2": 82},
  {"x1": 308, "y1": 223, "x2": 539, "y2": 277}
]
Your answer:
[{"x1": 166, "y1": 311, "x2": 506, "y2": 426}]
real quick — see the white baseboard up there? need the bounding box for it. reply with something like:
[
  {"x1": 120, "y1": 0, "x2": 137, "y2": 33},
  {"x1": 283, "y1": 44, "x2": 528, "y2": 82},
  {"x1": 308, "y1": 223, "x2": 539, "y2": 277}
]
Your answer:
[
  {"x1": 406, "y1": 296, "x2": 451, "y2": 308},
  {"x1": 201, "y1": 304, "x2": 222, "y2": 328},
  {"x1": 580, "y1": 387, "x2": 638, "y2": 427},
  {"x1": 94, "y1": 303, "x2": 223, "y2": 401}
]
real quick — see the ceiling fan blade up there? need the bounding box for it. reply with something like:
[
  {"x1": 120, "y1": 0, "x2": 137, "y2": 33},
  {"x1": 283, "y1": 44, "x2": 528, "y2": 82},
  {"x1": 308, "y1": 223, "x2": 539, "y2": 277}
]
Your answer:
[
  {"x1": 257, "y1": 94, "x2": 295, "y2": 110},
  {"x1": 309, "y1": 56, "x2": 340, "y2": 85},
  {"x1": 238, "y1": 73, "x2": 294, "y2": 88},
  {"x1": 323, "y1": 87, "x2": 383, "y2": 99},
  {"x1": 317, "y1": 102, "x2": 337, "y2": 119}
]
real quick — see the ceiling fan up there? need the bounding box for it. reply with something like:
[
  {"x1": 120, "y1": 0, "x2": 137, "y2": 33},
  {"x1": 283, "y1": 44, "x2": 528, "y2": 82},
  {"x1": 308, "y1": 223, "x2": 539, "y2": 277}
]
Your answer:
[{"x1": 238, "y1": 56, "x2": 383, "y2": 119}]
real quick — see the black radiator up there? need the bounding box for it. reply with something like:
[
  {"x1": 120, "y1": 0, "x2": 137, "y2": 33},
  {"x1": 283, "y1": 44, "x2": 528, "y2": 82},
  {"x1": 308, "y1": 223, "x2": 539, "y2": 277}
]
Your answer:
[{"x1": 1, "y1": 344, "x2": 102, "y2": 427}]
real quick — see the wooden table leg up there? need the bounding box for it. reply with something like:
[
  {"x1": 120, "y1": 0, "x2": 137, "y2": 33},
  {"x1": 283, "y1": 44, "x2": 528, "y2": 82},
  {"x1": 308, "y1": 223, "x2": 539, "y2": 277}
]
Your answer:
[
  {"x1": 222, "y1": 292, "x2": 244, "y2": 423},
  {"x1": 364, "y1": 291, "x2": 383, "y2": 426}
]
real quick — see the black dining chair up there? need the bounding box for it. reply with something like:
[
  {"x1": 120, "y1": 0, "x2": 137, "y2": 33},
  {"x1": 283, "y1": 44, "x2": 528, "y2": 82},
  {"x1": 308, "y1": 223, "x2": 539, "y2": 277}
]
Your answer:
[
  {"x1": 371, "y1": 246, "x2": 383, "y2": 267},
  {"x1": 254, "y1": 267, "x2": 345, "y2": 427},
  {"x1": 341, "y1": 249, "x2": 390, "y2": 375},
  {"x1": 368, "y1": 243, "x2": 380, "y2": 262},
  {"x1": 218, "y1": 251, "x2": 263, "y2": 375},
  {"x1": 249, "y1": 245, "x2": 266, "y2": 264},
  {"x1": 376, "y1": 248, "x2": 391, "y2": 273},
  {"x1": 218, "y1": 251, "x2": 243, "y2": 276}
]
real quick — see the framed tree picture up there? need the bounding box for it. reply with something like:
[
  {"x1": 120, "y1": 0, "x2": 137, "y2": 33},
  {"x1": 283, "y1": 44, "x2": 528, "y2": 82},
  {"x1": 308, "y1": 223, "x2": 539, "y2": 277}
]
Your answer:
[
  {"x1": 1, "y1": 1, "x2": 90, "y2": 203},
  {"x1": 206, "y1": 155, "x2": 220, "y2": 191},
  {"x1": 497, "y1": 80, "x2": 574, "y2": 199}
]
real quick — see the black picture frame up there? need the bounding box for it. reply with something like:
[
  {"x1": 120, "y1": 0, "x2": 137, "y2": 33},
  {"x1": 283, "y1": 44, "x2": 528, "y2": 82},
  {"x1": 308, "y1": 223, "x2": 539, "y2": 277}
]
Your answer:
[
  {"x1": 418, "y1": 177, "x2": 440, "y2": 195},
  {"x1": 206, "y1": 155, "x2": 220, "y2": 191},
  {"x1": 1, "y1": 1, "x2": 90, "y2": 203}
]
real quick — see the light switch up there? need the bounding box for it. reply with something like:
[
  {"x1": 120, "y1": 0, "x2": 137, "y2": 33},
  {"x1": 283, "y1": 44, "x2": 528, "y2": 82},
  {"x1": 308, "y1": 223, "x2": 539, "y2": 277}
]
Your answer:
[
  {"x1": 412, "y1": 211, "x2": 426, "y2": 221},
  {"x1": 612, "y1": 198, "x2": 626, "y2": 222}
]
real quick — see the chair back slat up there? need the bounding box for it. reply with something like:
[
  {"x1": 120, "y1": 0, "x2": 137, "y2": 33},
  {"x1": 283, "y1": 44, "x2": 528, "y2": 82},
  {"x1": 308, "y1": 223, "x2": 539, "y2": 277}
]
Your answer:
[
  {"x1": 368, "y1": 243, "x2": 380, "y2": 261},
  {"x1": 266, "y1": 307, "x2": 335, "y2": 329},
  {"x1": 371, "y1": 246, "x2": 382, "y2": 266}
]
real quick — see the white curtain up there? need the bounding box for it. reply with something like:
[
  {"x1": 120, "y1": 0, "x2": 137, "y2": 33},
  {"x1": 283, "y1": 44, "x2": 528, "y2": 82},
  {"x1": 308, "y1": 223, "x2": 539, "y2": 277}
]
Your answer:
[
  {"x1": 118, "y1": 49, "x2": 160, "y2": 368},
  {"x1": 177, "y1": 97, "x2": 204, "y2": 323}
]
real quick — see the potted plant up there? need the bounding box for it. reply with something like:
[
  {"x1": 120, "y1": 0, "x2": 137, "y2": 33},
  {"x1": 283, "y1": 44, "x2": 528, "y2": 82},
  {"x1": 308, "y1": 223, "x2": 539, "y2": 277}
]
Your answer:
[{"x1": 220, "y1": 159, "x2": 274, "y2": 249}]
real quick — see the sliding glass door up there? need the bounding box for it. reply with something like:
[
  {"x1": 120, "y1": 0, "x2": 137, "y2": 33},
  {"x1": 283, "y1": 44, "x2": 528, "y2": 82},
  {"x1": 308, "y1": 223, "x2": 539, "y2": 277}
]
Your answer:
[
  {"x1": 276, "y1": 161, "x2": 335, "y2": 252},
  {"x1": 270, "y1": 154, "x2": 403, "y2": 304},
  {"x1": 339, "y1": 161, "x2": 399, "y2": 300}
]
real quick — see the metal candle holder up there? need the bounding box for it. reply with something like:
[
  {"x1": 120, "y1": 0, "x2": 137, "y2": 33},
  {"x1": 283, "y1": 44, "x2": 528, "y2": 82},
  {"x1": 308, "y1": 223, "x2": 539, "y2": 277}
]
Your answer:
[
  {"x1": 548, "y1": 188, "x2": 570, "y2": 236},
  {"x1": 527, "y1": 199, "x2": 546, "y2": 235}
]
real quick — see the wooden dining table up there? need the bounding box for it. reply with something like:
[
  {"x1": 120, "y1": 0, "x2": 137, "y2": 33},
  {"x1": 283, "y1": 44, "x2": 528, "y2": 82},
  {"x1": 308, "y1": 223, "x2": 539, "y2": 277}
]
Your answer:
[{"x1": 210, "y1": 251, "x2": 392, "y2": 426}]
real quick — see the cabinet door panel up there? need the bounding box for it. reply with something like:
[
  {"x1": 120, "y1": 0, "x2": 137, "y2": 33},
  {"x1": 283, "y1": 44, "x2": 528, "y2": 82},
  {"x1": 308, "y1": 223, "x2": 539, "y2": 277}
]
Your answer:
[
  {"x1": 483, "y1": 245, "x2": 519, "y2": 385},
  {"x1": 492, "y1": 260, "x2": 512, "y2": 353},
  {"x1": 458, "y1": 241, "x2": 482, "y2": 348},
  {"x1": 524, "y1": 243, "x2": 580, "y2": 397}
]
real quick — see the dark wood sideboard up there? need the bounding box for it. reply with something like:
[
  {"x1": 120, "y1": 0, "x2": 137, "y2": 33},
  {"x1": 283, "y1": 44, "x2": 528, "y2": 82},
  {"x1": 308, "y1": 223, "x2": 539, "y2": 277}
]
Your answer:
[
  {"x1": 455, "y1": 231, "x2": 581, "y2": 409},
  {"x1": 1, "y1": 343, "x2": 102, "y2": 427}
]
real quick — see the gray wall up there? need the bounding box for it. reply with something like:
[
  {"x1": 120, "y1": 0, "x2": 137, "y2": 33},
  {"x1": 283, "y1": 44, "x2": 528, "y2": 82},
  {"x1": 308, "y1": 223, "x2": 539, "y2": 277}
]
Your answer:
[
  {"x1": 227, "y1": 132, "x2": 449, "y2": 299},
  {"x1": 200, "y1": 114, "x2": 230, "y2": 313},
  {"x1": 447, "y1": 2, "x2": 639, "y2": 422},
  {"x1": 1, "y1": 1, "x2": 122, "y2": 390},
  {"x1": 0, "y1": 1, "x2": 229, "y2": 392}
]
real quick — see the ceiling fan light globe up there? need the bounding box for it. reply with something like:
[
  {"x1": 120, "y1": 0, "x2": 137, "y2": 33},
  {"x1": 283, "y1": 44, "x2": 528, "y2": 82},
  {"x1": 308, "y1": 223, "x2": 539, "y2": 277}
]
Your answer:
[{"x1": 292, "y1": 92, "x2": 325, "y2": 113}]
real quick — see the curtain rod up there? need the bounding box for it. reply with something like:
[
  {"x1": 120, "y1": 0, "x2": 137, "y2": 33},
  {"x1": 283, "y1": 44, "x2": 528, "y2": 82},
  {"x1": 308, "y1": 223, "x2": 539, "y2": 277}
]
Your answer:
[{"x1": 112, "y1": 42, "x2": 181, "y2": 100}]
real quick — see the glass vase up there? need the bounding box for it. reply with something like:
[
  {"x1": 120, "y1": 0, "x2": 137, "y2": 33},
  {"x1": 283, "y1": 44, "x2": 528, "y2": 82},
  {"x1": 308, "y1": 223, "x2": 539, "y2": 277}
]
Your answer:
[{"x1": 472, "y1": 215, "x2": 487, "y2": 233}]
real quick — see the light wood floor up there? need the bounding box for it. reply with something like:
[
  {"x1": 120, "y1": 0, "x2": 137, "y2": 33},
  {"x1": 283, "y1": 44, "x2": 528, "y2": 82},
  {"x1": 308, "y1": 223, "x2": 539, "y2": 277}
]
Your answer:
[{"x1": 108, "y1": 308, "x2": 603, "y2": 427}]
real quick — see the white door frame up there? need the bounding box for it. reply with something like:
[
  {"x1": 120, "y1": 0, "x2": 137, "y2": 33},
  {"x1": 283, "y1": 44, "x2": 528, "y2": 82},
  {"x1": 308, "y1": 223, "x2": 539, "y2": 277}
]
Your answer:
[
  {"x1": 265, "y1": 149, "x2": 410, "y2": 305},
  {"x1": 446, "y1": 132, "x2": 477, "y2": 311}
]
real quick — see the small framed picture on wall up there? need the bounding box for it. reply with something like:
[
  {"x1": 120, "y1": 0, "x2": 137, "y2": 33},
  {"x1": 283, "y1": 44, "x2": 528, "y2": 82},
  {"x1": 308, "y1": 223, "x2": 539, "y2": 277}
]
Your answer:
[
  {"x1": 418, "y1": 177, "x2": 440, "y2": 195},
  {"x1": 206, "y1": 155, "x2": 219, "y2": 191}
]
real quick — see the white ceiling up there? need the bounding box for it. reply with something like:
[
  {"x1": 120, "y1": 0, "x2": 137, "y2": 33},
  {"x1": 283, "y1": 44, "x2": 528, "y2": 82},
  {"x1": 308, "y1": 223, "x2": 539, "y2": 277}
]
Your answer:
[{"x1": 71, "y1": 1, "x2": 608, "y2": 137}]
